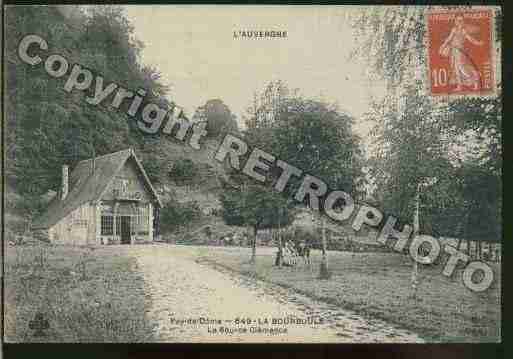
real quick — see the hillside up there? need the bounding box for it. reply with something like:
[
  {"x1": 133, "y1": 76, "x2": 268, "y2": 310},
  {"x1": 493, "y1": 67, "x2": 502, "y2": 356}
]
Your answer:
[
  {"x1": 139, "y1": 136, "x2": 230, "y2": 215},
  {"x1": 2, "y1": 5, "x2": 364, "y2": 246},
  {"x1": 4, "y1": 128, "x2": 375, "y2": 247},
  {"x1": 3, "y1": 5, "x2": 388, "y2": 248}
]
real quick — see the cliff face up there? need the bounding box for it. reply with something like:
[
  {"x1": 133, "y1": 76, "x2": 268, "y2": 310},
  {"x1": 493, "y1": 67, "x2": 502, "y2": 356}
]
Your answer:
[{"x1": 147, "y1": 136, "x2": 229, "y2": 215}]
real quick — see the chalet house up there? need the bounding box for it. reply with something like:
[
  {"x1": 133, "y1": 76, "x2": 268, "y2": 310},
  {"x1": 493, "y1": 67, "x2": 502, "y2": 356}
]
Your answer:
[{"x1": 32, "y1": 149, "x2": 162, "y2": 245}]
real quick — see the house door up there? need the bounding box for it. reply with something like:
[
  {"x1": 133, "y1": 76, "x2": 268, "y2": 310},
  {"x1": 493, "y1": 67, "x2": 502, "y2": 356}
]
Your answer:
[{"x1": 120, "y1": 216, "x2": 131, "y2": 244}]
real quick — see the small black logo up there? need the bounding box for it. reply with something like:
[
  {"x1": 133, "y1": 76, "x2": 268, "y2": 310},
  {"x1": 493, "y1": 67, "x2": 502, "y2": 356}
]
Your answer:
[{"x1": 29, "y1": 312, "x2": 50, "y2": 337}]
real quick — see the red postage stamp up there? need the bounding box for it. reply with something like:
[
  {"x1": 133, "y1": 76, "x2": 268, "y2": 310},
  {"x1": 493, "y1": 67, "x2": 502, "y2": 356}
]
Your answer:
[{"x1": 426, "y1": 8, "x2": 495, "y2": 96}]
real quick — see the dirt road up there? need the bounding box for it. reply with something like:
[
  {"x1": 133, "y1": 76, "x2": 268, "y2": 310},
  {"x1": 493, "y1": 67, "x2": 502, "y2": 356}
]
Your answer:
[{"x1": 130, "y1": 245, "x2": 423, "y2": 343}]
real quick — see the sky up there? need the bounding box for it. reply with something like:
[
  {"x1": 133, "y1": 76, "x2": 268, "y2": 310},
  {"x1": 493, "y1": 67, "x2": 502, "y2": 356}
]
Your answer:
[{"x1": 123, "y1": 5, "x2": 383, "y2": 137}]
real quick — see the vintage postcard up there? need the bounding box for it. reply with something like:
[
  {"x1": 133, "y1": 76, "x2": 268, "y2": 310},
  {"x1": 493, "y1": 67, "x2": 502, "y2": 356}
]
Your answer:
[{"x1": 2, "y1": 4, "x2": 501, "y2": 345}]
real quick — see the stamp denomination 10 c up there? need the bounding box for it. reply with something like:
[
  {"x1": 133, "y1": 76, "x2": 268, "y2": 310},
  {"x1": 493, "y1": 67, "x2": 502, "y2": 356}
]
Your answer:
[{"x1": 427, "y1": 8, "x2": 495, "y2": 97}]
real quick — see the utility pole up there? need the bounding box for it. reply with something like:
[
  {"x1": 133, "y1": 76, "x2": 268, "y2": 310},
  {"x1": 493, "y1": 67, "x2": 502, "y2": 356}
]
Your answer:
[
  {"x1": 276, "y1": 207, "x2": 283, "y2": 267},
  {"x1": 243, "y1": 182, "x2": 256, "y2": 264},
  {"x1": 319, "y1": 213, "x2": 331, "y2": 279}
]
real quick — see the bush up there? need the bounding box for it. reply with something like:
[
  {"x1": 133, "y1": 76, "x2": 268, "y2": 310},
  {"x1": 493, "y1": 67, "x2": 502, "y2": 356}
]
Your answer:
[
  {"x1": 15, "y1": 195, "x2": 46, "y2": 218},
  {"x1": 195, "y1": 99, "x2": 239, "y2": 139},
  {"x1": 168, "y1": 159, "x2": 198, "y2": 184},
  {"x1": 142, "y1": 157, "x2": 163, "y2": 184},
  {"x1": 159, "y1": 200, "x2": 202, "y2": 234}
]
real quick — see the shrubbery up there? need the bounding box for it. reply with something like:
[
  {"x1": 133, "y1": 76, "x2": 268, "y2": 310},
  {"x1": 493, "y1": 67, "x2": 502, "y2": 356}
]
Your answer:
[
  {"x1": 142, "y1": 156, "x2": 164, "y2": 184},
  {"x1": 159, "y1": 200, "x2": 202, "y2": 234},
  {"x1": 194, "y1": 99, "x2": 239, "y2": 139},
  {"x1": 168, "y1": 159, "x2": 198, "y2": 184}
]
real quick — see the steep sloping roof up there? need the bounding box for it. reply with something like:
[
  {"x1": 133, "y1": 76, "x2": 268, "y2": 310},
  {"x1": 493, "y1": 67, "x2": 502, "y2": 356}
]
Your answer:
[{"x1": 32, "y1": 148, "x2": 162, "y2": 229}]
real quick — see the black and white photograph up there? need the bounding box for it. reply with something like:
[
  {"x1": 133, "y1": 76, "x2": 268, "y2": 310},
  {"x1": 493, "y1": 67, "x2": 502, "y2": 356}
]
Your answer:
[{"x1": 2, "y1": 4, "x2": 502, "y2": 345}]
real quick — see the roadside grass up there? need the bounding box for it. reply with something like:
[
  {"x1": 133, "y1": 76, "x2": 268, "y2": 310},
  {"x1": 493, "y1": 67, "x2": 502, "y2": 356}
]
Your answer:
[
  {"x1": 193, "y1": 245, "x2": 501, "y2": 343},
  {"x1": 4, "y1": 243, "x2": 155, "y2": 342}
]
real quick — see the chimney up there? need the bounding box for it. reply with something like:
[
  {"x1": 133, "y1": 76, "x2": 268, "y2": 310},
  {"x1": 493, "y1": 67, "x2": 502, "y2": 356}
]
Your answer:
[{"x1": 62, "y1": 165, "x2": 69, "y2": 200}]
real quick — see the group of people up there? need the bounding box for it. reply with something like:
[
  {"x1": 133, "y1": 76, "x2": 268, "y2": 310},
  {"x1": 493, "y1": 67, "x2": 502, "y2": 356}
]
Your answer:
[{"x1": 275, "y1": 239, "x2": 311, "y2": 267}]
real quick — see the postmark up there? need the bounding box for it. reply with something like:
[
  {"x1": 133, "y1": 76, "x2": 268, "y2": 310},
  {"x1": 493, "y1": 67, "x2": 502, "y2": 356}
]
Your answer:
[{"x1": 426, "y1": 8, "x2": 495, "y2": 97}]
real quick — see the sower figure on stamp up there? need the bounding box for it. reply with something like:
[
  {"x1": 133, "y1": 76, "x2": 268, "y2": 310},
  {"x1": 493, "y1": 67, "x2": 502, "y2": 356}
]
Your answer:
[{"x1": 439, "y1": 15, "x2": 484, "y2": 91}]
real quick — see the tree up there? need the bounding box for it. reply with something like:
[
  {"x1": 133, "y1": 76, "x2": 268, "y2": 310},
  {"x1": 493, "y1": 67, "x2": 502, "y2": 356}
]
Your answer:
[
  {"x1": 244, "y1": 80, "x2": 294, "y2": 130},
  {"x1": 367, "y1": 81, "x2": 455, "y2": 297},
  {"x1": 457, "y1": 161, "x2": 501, "y2": 256},
  {"x1": 243, "y1": 81, "x2": 366, "y2": 277},
  {"x1": 168, "y1": 159, "x2": 199, "y2": 185},
  {"x1": 160, "y1": 200, "x2": 202, "y2": 235},
  {"x1": 4, "y1": 5, "x2": 169, "y2": 221},
  {"x1": 351, "y1": 7, "x2": 502, "y2": 294},
  {"x1": 194, "y1": 99, "x2": 239, "y2": 139},
  {"x1": 219, "y1": 173, "x2": 295, "y2": 264}
]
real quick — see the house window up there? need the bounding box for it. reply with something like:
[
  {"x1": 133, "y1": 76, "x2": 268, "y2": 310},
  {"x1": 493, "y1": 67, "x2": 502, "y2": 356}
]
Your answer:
[
  {"x1": 113, "y1": 178, "x2": 130, "y2": 197},
  {"x1": 101, "y1": 215, "x2": 114, "y2": 235}
]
